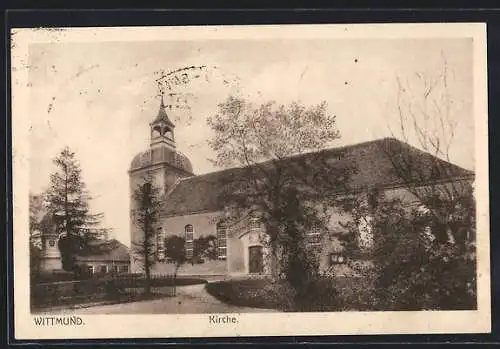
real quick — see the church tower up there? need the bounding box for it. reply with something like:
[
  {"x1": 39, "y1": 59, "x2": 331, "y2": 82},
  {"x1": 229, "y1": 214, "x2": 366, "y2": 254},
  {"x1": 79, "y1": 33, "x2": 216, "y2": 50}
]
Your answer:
[
  {"x1": 150, "y1": 96, "x2": 176, "y2": 150},
  {"x1": 129, "y1": 98, "x2": 194, "y2": 272},
  {"x1": 129, "y1": 97, "x2": 194, "y2": 194}
]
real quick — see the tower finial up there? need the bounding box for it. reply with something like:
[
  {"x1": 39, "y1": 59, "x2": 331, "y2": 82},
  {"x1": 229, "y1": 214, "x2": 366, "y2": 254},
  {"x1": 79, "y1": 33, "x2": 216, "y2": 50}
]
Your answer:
[{"x1": 160, "y1": 92, "x2": 165, "y2": 108}]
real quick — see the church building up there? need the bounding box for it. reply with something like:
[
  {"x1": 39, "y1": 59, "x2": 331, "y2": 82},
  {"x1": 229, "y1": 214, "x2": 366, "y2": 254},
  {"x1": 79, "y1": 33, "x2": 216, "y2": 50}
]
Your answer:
[{"x1": 129, "y1": 100, "x2": 474, "y2": 278}]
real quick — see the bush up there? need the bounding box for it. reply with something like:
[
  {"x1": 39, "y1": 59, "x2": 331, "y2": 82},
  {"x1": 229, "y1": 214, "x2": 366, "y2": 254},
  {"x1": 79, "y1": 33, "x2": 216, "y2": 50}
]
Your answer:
[
  {"x1": 374, "y1": 244, "x2": 476, "y2": 311},
  {"x1": 205, "y1": 278, "x2": 342, "y2": 312},
  {"x1": 335, "y1": 276, "x2": 376, "y2": 311},
  {"x1": 205, "y1": 279, "x2": 280, "y2": 310},
  {"x1": 33, "y1": 270, "x2": 77, "y2": 283}
]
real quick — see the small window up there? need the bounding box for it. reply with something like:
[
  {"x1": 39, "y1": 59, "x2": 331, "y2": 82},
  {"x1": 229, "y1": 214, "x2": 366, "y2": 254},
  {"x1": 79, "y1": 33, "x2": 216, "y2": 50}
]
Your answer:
[
  {"x1": 88, "y1": 266, "x2": 94, "y2": 275},
  {"x1": 113, "y1": 265, "x2": 119, "y2": 273},
  {"x1": 308, "y1": 224, "x2": 322, "y2": 246},
  {"x1": 119, "y1": 265, "x2": 129, "y2": 273},
  {"x1": 249, "y1": 217, "x2": 260, "y2": 230},
  {"x1": 100, "y1": 265, "x2": 108, "y2": 273},
  {"x1": 185, "y1": 224, "x2": 194, "y2": 240},
  {"x1": 185, "y1": 240, "x2": 194, "y2": 259},
  {"x1": 329, "y1": 253, "x2": 346, "y2": 265},
  {"x1": 358, "y1": 216, "x2": 374, "y2": 249}
]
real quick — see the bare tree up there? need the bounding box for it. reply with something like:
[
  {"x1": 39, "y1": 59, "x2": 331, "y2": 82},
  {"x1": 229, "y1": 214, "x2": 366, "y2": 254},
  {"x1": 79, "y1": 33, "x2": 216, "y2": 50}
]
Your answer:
[{"x1": 383, "y1": 56, "x2": 475, "y2": 247}]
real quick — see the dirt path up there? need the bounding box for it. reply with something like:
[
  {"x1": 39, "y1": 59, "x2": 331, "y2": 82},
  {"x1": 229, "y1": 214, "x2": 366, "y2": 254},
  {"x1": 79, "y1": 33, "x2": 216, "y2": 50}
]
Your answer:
[{"x1": 39, "y1": 283, "x2": 279, "y2": 314}]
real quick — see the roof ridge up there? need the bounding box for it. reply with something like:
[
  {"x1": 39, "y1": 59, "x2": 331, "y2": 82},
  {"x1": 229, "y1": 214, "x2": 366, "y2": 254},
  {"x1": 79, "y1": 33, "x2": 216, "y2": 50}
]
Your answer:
[{"x1": 167, "y1": 137, "x2": 401, "y2": 182}]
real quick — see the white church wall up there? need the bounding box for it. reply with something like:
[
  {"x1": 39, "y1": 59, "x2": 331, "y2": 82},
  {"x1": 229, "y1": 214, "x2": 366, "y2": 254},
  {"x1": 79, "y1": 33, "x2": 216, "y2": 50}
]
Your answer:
[{"x1": 157, "y1": 211, "x2": 228, "y2": 275}]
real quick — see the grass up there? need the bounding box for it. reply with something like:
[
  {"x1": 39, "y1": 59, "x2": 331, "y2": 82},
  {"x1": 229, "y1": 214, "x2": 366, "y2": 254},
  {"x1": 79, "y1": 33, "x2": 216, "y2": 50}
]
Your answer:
[
  {"x1": 31, "y1": 276, "x2": 208, "y2": 311},
  {"x1": 31, "y1": 291, "x2": 168, "y2": 313},
  {"x1": 206, "y1": 279, "x2": 283, "y2": 310},
  {"x1": 205, "y1": 277, "x2": 375, "y2": 312}
]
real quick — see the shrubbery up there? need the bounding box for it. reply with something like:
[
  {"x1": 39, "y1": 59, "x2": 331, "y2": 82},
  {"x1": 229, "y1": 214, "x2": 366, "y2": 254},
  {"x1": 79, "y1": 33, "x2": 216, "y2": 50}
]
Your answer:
[
  {"x1": 205, "y1": 278, "x2": 341, "y2": 312},
  {"x1": 340, "y1": 192, "x2": 477, "y2": 311}
]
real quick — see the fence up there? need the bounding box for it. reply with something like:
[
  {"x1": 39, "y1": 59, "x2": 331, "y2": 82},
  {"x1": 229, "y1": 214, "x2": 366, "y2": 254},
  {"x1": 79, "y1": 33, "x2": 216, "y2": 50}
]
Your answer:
[{"x1": 31, "y1": 273, "x2": 177, "y2": 309}]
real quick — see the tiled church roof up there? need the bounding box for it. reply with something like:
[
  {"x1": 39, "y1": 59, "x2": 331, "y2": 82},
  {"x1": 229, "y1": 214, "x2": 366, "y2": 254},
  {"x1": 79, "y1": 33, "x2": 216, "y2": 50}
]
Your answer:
[{"x1": 161, "y1": 137, "x2": 474, "y2": 217}]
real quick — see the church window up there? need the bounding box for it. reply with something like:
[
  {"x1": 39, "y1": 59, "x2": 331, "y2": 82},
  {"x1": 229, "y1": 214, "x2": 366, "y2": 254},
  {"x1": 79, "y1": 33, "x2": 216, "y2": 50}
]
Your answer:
[
  {"x1": 329, "y1": 253, "x2": 346, "y2": 265},
  {"x1": 185, "y1": 224, "x2": 194, "y2": 260},
  {"x1": 249, "y1": 217, "x2": 260, "y2": 230},
  {"x1": 157, "y1": 227, "x2": 165, "y2": 261},
  {"x1": 308, "y1": 224, "x2": 322, "y2": 246},
  {"x1": 216, "y1": 221, "x2": 227, "y2": 260},
  {"x1": 152, "y1": 126, "x2": 162, "y2": 138},
  {"x1": 358, "y1": 215, "x2": 374, "y2": 249}
]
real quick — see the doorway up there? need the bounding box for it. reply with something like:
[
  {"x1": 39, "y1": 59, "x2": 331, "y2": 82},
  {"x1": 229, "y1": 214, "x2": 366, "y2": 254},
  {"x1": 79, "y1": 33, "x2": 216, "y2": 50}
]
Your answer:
[{"x1": 248, "y1": 246, "x2": 264, "y2": 274}]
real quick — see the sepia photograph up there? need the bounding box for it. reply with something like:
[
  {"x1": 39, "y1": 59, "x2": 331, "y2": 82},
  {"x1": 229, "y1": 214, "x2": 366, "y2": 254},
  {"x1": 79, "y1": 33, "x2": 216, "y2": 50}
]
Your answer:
[{"x1": 11, "y1": 23, "x2": 490, "y2": 339}]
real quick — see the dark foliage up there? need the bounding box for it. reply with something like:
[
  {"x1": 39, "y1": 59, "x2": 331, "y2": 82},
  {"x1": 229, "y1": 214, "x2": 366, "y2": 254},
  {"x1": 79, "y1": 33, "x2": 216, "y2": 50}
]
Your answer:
[
  {"x1": 207, "y1": 97, "x2": 355, "y2": 308},
  {"x1": 205, "y1": 278, "x2": 341, "y2": 312},
  {"x1": 131, "y1": 177, "x2": 163, "y2": 295},
  {"x1": 339, "y1": 191, "x2": 476, "y2": 311},
  {"x1": 45, "y1": 147, "x2": 109, "y2": 273}
]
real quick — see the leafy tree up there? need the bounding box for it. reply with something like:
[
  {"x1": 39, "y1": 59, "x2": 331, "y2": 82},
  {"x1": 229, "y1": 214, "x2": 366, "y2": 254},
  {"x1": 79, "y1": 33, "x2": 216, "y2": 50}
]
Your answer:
[
  {"x1": 340, "y1": 190, "x2": 476, "y2": 311},
  {"x1": 45, "y1": 147, "x2": 108, "y2": 273},
  {"x1": 164, "y1": 234, "x2": 219, "y2": 294},
  {"x1": 164, "y1": 235, "x2": 186, "y2": 295},
  {"x1": 207, "y1": 96, "x2": 355, "y2": 296},
  {"x1": 29, "y1": 193, "x2": 45, "y2": 278},
  {"x1": 131, "y1": 176, "x2": 162, "y2": 295},
  {"x1": 192, "y1": 235, "x2": 218, "y2": 263}
]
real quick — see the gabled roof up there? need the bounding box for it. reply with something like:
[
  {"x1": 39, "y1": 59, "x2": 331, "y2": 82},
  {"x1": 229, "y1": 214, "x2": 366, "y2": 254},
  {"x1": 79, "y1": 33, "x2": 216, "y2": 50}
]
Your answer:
[
  {"x1": 77, "y1": 239, "x2": 130, "y2": 262},
  {"x1": 161, "y1": 137, "x2": 474, "y2": 218}
]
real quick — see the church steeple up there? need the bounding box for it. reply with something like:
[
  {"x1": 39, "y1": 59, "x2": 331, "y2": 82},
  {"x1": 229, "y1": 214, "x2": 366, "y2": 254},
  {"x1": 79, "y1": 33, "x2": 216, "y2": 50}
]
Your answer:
[{"x1": 150, "y1": 95, "x2": 176, "y2": 149}]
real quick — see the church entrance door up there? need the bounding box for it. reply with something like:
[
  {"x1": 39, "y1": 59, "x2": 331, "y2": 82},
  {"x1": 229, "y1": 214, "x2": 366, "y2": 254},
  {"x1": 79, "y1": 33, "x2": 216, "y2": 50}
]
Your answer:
[{"x1": 248, "y1": 246, "x2": 264, "y2": 274}]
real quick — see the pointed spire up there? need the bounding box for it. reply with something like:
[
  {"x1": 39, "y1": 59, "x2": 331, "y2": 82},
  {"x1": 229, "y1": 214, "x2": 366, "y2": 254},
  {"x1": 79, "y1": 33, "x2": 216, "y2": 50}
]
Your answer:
[
  {"x1": 153, "y1": 93, "x2": 175, "y2": 128},
  {"x1": 160, "y1": 93, "x2": 165, "y2": 109}
]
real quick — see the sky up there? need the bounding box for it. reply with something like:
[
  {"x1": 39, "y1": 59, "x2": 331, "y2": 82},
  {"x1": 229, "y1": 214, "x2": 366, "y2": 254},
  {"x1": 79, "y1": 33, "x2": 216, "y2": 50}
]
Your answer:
[{"x1": 27, "y1": 37, "x2": 474, "y2": 246}]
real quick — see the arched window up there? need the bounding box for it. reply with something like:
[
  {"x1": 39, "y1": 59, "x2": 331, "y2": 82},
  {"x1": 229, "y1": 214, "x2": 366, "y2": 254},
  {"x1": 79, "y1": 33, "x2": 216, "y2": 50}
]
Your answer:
[
  {"x1": 152, "y1": 126, "x2": 162, "y2": 138},
  {"x1": 185, "y1": 224, "x2": 194, "y2": 259},
  {"x1": 216, "y1": 221, "x2": 227, "y2": 260},
  {"x1": 165, "y1": 129, "x2": 174, "y2": 140}
]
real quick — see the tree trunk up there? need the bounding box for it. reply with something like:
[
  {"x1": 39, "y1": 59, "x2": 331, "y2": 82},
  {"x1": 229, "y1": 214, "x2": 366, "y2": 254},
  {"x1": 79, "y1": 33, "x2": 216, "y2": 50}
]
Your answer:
[
  {"x1": 173, "y1": 265, "x2": 179, "y2": 296},
  {"x1": 145, "y1": 265, "x2": 151, "y2": 295},
  {"x1": 270, "y1": 241, "x2": 280, "y2": 283}
]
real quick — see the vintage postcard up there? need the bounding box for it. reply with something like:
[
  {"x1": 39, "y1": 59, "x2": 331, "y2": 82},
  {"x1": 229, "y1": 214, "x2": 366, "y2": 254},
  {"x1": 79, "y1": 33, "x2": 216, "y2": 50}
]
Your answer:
[{"x1": 11, "y1": 23, "x2": 490, "y2": 340}]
